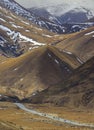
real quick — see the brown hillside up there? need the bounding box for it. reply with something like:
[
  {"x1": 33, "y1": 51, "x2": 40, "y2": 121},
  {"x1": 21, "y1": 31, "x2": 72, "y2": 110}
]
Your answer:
[
  {"x1": 0, "y1": 46, "x2": 74, "y2": 99},
  {"x1": 30, "y1": 56, "x2": 94, "y2": 109},
  {"x1": 55, "y1": 26, "x2": 94, "y2": 62}
]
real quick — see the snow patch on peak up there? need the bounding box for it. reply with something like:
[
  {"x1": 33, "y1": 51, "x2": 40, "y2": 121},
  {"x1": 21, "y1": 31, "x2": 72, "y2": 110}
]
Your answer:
[
  {"x1": 0, "y1": 25, "x2": 45, "y2": 46},
  {"x1": 85, "y1": 31, "x2": 94, "y2": 36},
  {"x1": 55, "y1": 59, "x2": 59, "y2": 64},
  {"x1": 0, "y1": 18, "x2": 6, "y2": 22},
  {"x1": 44, "y1": 0, "x2": 94, "y2": 16}
]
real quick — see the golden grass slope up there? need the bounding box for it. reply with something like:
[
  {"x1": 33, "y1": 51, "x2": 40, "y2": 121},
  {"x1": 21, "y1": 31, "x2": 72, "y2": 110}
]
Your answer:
[
  {"x1": 1, "y1": 102, "x2": 92, "y2": 130},
  {"x1": 55, "y1": 26, "x2": 94, "y2": 62}
]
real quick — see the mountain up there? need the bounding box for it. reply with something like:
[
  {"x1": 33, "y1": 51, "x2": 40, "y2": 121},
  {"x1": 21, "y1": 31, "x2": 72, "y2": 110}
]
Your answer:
[
  {"x1": 0, "y1": 0, "x2": 94, "y2": 34},
  {"x1": 56, "y1": 7, "x2": 93, "y2": 23},
  {"x1": 0, "y1": 46, "x2": 76, "y2": 99},
  {"x1": 0, "y1": 0, "x2": 94, "y2": 129},
  {"x1": 0, "y1": 22, "x2": 94, "y2": 101},
  {"x1": 88, "y1": 17, "x2": 94, "y2": 22},
  {"x1": 28, "y1": 7, "x2": 61, "y2": 25},
  {"x1": 45, "y1": 1, "x2": 94, "y2": 23},
  {"x1": 0, "y1": 0, "x2": 66, "y2": 34},
  {"x1": 28, "y1": 55, "x2": 94, "y2": 109},
  {"x1": 0, "y1": 0, "x2": 94, "y2": 106},
  {"x1": 29, "y1": 6, "x2": 94, "y2": 33},
  {"x1": 28, "y1": 0, "x2": 94, "y2": 33},
  {"x1": 0, "y1": 4, "x2": 59, "y2": 57},
  {"x1": 19, "y1": 26, "x2": 94, "y2": 109},
  {"x1": 55, "y1": 26, "x2": 94, "y2": 63},
  {"x1": 0, "y1": 3, "x2": 69, "y2": 99},
  {"x1": 29, "y1": 6, "x2": 94, "y2": 24}
]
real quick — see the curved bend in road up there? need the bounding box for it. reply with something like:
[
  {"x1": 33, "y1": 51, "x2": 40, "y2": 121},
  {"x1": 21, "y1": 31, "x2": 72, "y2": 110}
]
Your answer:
[{"x1": 15, "y1": 103, "x2": 94, "y2": 128}]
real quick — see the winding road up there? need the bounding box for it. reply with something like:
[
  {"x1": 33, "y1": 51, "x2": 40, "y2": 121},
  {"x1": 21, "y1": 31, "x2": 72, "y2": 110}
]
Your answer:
[{"x1": 15, "y1": 103, "x2": 94, "y2": 128}]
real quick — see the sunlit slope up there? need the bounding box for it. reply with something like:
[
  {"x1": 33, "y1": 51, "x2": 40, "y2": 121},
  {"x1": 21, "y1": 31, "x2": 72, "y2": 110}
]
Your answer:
[{"x1": 55, "y1": 27, "x2": 94, "y2": 62}]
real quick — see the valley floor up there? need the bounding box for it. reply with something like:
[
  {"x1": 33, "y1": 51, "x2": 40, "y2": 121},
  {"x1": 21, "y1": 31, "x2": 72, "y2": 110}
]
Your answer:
[{"x1": 0, "y1": 102, "x2": 94, "y2": 130}]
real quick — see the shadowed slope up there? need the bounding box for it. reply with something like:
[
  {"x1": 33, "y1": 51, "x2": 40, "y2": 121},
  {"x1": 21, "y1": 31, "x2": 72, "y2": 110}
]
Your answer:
[
  {"x1": 30, "y1": 56, "x2": 94, "y2": 109},
  {"x1": 0, "y1": 46, "x2": 74, "y2": 99}
]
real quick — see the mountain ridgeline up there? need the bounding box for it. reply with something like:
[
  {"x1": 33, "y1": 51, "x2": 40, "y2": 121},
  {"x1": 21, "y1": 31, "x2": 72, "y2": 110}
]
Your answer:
[
  {"x1": 0, "y1": 0, "x2": 94, "y2": 110},
  {"x1": 0, "y1": 0, "x2": 94, "y2": 34},
  {"x1": 29, "y1": 56, "x2": 94, "y2": 109}
]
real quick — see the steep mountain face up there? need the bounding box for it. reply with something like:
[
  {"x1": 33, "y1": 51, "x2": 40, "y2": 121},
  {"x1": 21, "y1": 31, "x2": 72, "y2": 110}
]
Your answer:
[
  {"x1": 28, "y1": 0, "x2": 94, "y2": 33},
  {"x1": 0, "y1": 46, "x2": 75, "y2": 99},
  {"x1": 28, "y1": 56, "x2": 94, "y2": 109},
  {"x1": 0, "y1": 0, "x2": 94, "y2": 34},
  {"x1": 57, "y1": 8, "x2": 93, "y2": 23},
  {"x1": 29, "y1": 6, "x2": 94, "y2": 24},
  {"x1": 28, "y1": 7, "x2": 61, "y2": 25},
  {"x1": 47, "y1": 5, "x2": 94, "y2": 23},
  {"x1": 0, "y1": 4, "x2": 58, "y2": 57},
  {"x1": 19, "y1": 27, "x2": 94, "y2": 108},
  {"x1": 29, "y1": 6, "x2": 94, "y2": 33},
  {"x1": 0, "y1": 0, "x2": 94, "y2": 110},
  {"x1": 0, "y1": 0, "x2": 66, "y2": 34}
]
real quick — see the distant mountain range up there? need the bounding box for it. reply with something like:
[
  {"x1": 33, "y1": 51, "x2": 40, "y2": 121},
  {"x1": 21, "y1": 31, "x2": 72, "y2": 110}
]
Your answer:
[
  {"x1": 0, "y1": 0, "x2": 94, "y2": 34},
  {"x1": 29, "y1": 5, "x2": 94, "y2": 24},
  {"x1": 0, "y1": 0, "x2": 65, "y2": 33}
]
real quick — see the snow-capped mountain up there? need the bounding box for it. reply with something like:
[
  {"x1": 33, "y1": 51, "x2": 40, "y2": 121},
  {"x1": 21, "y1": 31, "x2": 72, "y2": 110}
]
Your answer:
[
  {"x1": 29, "y1": 7, "x2": 61, "y2": 25},
  {"x1": 0, "y1": 0, "x2": 94, "y2": 34},
  {"x1": 0, "y1": 3, "x2": 59, "y2": 57},
  {"x1": 0, "y1": 0, "x2": 66, "y2": 33},
  {"x1": 29, "y1": 6, "x2": 94, "y2": 33},
  {"x1": 28, "y1": 0, "x2": 94, "y2": 33},
  {"x1": 29, "y1": 0, "x2": 94, "y2": 19},
  {"x1": 29, "y1": 1, "x2": 94, "y2": 24}
]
